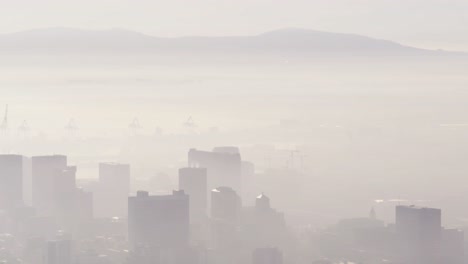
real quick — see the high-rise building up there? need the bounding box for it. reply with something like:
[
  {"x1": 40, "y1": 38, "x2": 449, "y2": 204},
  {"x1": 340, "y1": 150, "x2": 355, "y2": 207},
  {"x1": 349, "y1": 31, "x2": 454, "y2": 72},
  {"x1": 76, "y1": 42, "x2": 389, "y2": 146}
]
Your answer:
[
  {"x1": 211, "y1": 187, "x2": 241, "y2": 223},
  {"x1": 73, "y1": 187, "x2": 93, "y2": 237},
  {"x1": 241, "y1": 194, "x2": 286, "y2": 250},
  {"x1": 0, "y1": 155, "x2": 26, "y2": 210},
  {"x1": 252, "y1": 247, "x2": 283, "y2": 264},
  {"x1": 128, "y1": 190, "x2": 189, "y2": 250},
  {"x1": 45, "y1": 239, "x2": 72, "y2": 264},
  {"x1": 96, "y1": 162, "x2": 130, "y2": 218},
  {"x1": 210, "y1": 186, "x2": 241, "y2": 255},
  {"x1": 32, "y1": 155, "x2": 68, "y2": 216},
  {"x1": 188, "y1": 148, "x2": 241, "y2": 193},
  {"x1": 395, "y1": 205, "x2": 442, "y2": 264},
  {"x1": 53, "y1": 166, "x2": 77, "y2": 230},
  {"x1": 178, "y1": 167, "x2": 207, "y2": 224},
  {"x1": 241, "y1": 161, "x2": 255, "y2": 199},
  {"x1": 441, "y1": 228, "x2": 464, "y2": 264}
]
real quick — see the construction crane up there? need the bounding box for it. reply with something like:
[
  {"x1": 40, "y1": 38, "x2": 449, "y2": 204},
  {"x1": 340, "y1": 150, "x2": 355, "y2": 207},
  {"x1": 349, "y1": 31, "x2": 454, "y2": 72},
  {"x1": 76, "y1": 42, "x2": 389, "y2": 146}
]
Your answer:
[
  {"x1": 65, "y1": 118, "x2": 79, "y2": 135},
  {"x1": 0, "y1": 105, "x2": 8, "y2": 134},
  {"x1": 289, "y1": 149, "x2": 300, "y2": 169},
  {"x1": 18, "y1": 120, "x2": 30, "y2": 135},
  {"x1": 183, "y1": 116, "x2": 197, "y2": 129},
  {"x1": 129, "y1": 118, "x2": 142, "y2": 135}
]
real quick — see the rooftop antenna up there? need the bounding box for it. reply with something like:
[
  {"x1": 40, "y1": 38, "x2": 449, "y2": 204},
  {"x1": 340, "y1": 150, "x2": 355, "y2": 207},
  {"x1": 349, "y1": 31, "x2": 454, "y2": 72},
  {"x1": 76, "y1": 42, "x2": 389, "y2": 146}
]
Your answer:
[{"x1": 0, "y1": 105, "x2": 8, "y2": 134}]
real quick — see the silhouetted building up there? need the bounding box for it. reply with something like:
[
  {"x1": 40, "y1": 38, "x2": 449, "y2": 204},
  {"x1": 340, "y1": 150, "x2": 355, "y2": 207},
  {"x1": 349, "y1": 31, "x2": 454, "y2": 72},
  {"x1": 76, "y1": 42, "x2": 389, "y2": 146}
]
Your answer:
[
  {"x1": 241, "y1": 161, "x2": 255, "y2": 198},
  {"x1": 241, "y1": 194, "x2": 287, "y2": 252},
  {"x1": 252, "y1": 247, "x2": 283, "y2": 264},
  {"x1": 395, "y1": 205, "x2": 442, "y2": 264},
  {"x1": 211, "y1": 187, "x2": 241, "y2": 223},
  {"x1": 178, "y1": 167, "x2": 208, "y2": 224},
  {"x1": 0, "y1": 155, "x2": 27, "y2": 210},
  {"x1": 441, "y1": 228, "x2": 464, "y2": 264},
  {"x1": 128, "y1": 190, "x2": 189, "y2": 250},
  {"x1": 96, "y1": 162, "x2": 130, "y2": 218},
  {"x1": 188, "y1": 148, "x2": 242, "y2": 193},
  {"x1": 32, "y1": 155, "x2": 68, "y2": 216},
  {"x1": 74, "y1": 188, "x2": 93, "y2": 234},
  {"x1": 54, "y1": 166, "x2": 77, "y2": 230},
  {"x1": 45, "y1": 239, "x2": 72, "y2": 264},
  {"x1": 210, "y1": 186, "x2": 242, "y2": 262}
]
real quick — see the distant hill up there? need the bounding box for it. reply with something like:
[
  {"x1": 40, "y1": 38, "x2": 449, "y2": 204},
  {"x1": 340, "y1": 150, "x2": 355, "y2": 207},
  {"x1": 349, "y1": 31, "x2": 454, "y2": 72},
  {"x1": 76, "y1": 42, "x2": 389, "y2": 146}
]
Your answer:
[
  {"x1": 0, "y1": 27, "x2": 438, "y2": 57},
  {"x1": 0, "y1": 28, "x2": 466, "y2": 64}
]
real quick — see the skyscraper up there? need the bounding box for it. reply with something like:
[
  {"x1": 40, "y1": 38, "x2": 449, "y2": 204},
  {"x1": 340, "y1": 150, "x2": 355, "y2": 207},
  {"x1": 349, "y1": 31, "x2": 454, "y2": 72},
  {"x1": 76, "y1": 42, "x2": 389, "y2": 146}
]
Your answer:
[
  {"x1": 96, "y1": 162, "x2": 130, "y2": 218},
  {"x1": 178, "y1": 167, "x2": 207, "y2": 224},
  {"x1": 31, "y1": 155, "x2": 68, "y2": 216},
  {"x1": 210, "y1": 186, "x2": 241, "y2": 256},
  {"x1": 0, "y1": 155, "x2": 26, "y2": 210},
  {"x1": 45, "y1": 239, "x2": 72, "y2": 264},
  {"x1": 211, "y1": 187, "x2": 241, "y2": 223},
  {"x1": 188, "y1": 148, "x2": 241, "y2": 193},
  {"x1": 241, "y1": 194, "x2": 286, "y2": 251},
  {"x1": 128, "y1": 190, "x2": 189, "y2": 250},
  {"x1": 53, "y1": 166, "x2": 77, "y2": 230},
  {"x1": 252, "y1": 247, "x2": 283, "y2": 264},
  {"x1": 395, "y1": 205, "x2": 442, "y2": 264}
]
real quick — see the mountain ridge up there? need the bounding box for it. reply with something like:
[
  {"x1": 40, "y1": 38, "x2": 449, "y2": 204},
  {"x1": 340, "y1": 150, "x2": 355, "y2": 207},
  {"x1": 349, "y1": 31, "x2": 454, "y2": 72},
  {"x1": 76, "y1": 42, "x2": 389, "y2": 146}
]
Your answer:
[{"x1": 0, "y1": 27, "x2": 458, "y2": 56}]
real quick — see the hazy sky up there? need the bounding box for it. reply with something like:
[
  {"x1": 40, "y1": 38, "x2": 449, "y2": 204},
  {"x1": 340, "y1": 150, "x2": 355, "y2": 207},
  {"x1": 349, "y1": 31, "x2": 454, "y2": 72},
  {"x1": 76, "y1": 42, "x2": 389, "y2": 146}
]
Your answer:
[{"x1": 2, "y1": 0, "x2": 468, "y2": 50}]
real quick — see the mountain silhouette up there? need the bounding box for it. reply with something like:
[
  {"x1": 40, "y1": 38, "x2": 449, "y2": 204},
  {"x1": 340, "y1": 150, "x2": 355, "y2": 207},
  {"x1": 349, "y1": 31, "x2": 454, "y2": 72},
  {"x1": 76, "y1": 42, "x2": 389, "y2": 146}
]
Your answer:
[{"x1": 0, "y1": 27, "x2": 436, "y2": 56}]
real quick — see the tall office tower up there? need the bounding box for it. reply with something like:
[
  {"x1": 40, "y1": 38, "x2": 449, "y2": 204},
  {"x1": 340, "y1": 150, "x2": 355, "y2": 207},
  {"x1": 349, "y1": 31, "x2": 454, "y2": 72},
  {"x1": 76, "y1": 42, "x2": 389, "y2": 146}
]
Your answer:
[
  {"x1": 255, "y1": 193, "x2": 270, "y2": 212},
  {"x1": 0, "y1": 155, "x2": 26, "y2": 210},
  {"x1": 22, "y1": 157, "x2": 32, "y2": 206},
  {"x1": 178, "y1": 167, "x2": 207, "y2": 224},
  {"x1": 395, "y1": 205, "x2": 442, "y2": 264},
  {"x1": 128, "y1": 190, "x2": 189, "y2": 251},
  {"x1": 188, "y1": 147, "x2": 242, "y2": 193},
  {"x1": 241, "y1": 194, "x2": 286, "y2": 250},
  {"x1": 96, "y1": 163, "x2": 130, "y2": 218},
  {"x1": 54, "y1": 166, "x2": 77, "y2": 230},
  {"x1": 45, "y1": 240, "x2": 72, "y2": 264},
  {"x1": 211, "y1": 187, "x2": 241, "y2": 223},
  {"x1": 441, "y1": 228, "x2": 464, "y2": 264},
  {"x1": 241, "y1": 161, "x2": 255, "y2": 199},
  {"x1": 32, "y1": 155, "x2": 68, "y2": 216},
  {"x1": 75, "y1": 188, "x2": 93, "y2": 222},
  {"x1": 210, "y1": 186, "x2": 241, "y2": 259},
  {"x1": 252, "y1": 248, "x2": 283, "y2": 264}
]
